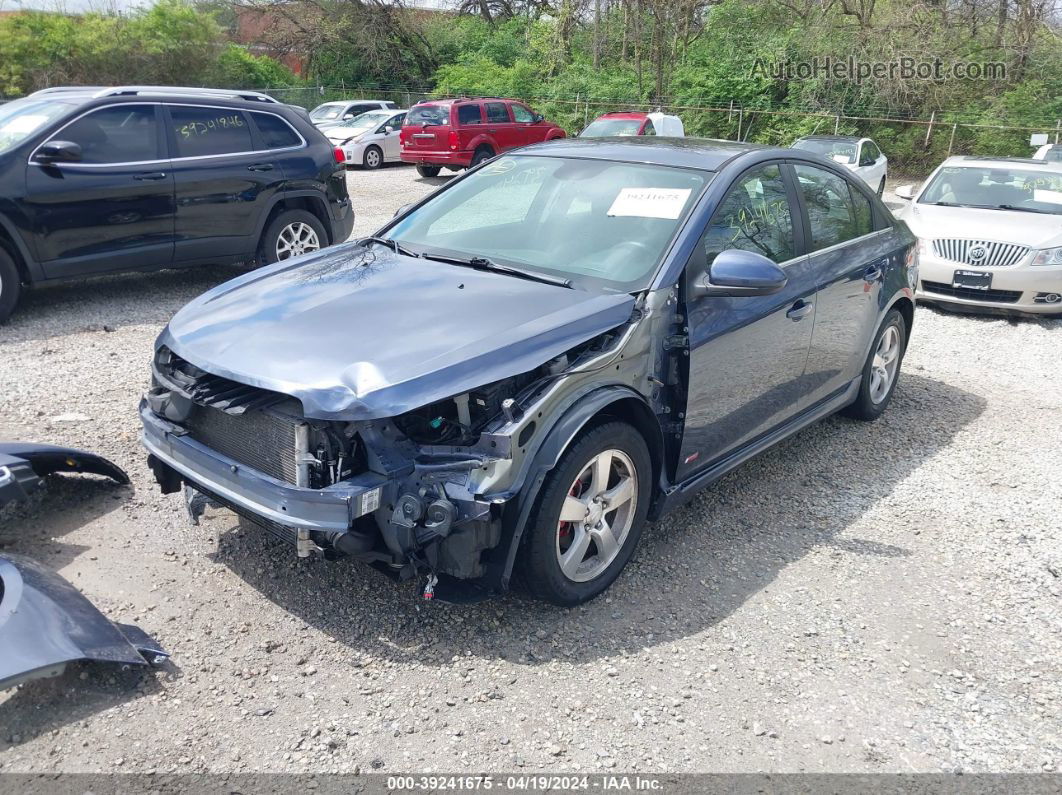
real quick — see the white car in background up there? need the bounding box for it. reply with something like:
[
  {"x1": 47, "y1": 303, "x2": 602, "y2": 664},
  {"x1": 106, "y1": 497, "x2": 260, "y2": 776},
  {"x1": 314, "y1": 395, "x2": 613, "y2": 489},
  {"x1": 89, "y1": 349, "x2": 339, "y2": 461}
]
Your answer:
[
  {"x1": 893, "y1": 156, "x2": 1062, "y2": 315},
  {"x1": 322, "y1": 109, "x2": 407, "y2": 169},
  {"x1": 309, "y1": 99, "x2": 396, "y2": 128},
  {"x1": 792, "y1": 135, "x2": 888, "y2": 195}
]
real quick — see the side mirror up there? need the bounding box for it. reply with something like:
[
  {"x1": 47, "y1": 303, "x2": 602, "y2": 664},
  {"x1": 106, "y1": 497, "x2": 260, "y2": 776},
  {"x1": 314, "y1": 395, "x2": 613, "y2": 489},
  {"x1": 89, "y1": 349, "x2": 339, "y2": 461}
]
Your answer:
[
  {"x1": 691, "y1": 249, "x2": 788, "y2": 298},
  {"x1": 35, "y1": 140, "x2": 82, "y2": 164},
  {"x1": 384, "y1": 126, "x2": 394, "y2": 133},
  {"x1": 533, "y1": 114, "x2": 544, "y2": 123},
  {"x1": 894, "y1": 184, "x2": 915, "y2": 200},
  {"x1": 393, "y1": 203, "x2": 411, "y2": 218}
]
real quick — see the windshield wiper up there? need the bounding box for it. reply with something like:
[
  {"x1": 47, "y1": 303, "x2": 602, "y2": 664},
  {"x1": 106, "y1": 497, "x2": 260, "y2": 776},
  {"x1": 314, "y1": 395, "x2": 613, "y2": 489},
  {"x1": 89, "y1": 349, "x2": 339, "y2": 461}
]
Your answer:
[
  {"x1": 419, "y1": 252, "x2": 573, "y2": 288},
  {"x1": 357, "y1": 236, "x2": 420, "y2": 258},
  {"x1": 996, "y1": 204, "x2": 1058, "y2": 214}
]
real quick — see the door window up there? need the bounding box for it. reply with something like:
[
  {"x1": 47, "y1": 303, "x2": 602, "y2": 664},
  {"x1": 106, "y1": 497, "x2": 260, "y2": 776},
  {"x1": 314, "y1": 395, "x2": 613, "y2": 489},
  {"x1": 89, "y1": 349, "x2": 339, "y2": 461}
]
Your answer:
[
  {"x1": 701, "y1": 164, "x2": 795, "y2": 264},
  {"x1": 59, "y1": 105, "x2": 159, "y2": 164},
  {"x1": 794, "y1": 164, "x2": 865, "y2": 251},
  {"x1": 511, "y1": 104, "x2": 534, "y2": 123},
  {"x1": 251, "y1": 112, "x2": 301, "y2": 149},
  {"x1": 379, "y1": 113, "x2": 405, "y2": 134},
  {"x1": 858, "y1": 142, "x2": 878, "y2": 166},
  {"x1": 486, "y1": 103, "x2": 511, "y2": 124},
  {"x1": 642, "y1": 120, "x2": 656, "y2": 136},
  {"x1": 457, "y1": 104, "x2": 482, "y2": 126},
  {"x1": 849, "y1": 184, "x2": 874, "y2": 237},
  {"x1": 170, "y1": 107, "x2": 252, "y2": 158}
]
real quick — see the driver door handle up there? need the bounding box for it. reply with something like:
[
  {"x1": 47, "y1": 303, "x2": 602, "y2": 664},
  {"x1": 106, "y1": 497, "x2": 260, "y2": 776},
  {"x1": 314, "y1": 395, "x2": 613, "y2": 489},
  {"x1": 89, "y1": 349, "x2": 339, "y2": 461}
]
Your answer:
[
  {"x1": 864, "y1": 260, "x2": 885, "y2": 281},
  {"x1": 134, "y1": 171, "x2": 167, "y2": 181},
  {"x1": 248, "y1": 163, "x2": 274, "y2": 172},
  {"x1": 786, "y1": 300, "x2": 814, "y2": 321}
]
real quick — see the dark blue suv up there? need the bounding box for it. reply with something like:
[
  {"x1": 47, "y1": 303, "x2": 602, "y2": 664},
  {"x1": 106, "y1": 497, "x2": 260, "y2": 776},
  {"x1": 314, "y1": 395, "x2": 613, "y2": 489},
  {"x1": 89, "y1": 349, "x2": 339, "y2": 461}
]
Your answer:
[{"x1": 0, "y1": 86, "x2": 354, "y2": 322}]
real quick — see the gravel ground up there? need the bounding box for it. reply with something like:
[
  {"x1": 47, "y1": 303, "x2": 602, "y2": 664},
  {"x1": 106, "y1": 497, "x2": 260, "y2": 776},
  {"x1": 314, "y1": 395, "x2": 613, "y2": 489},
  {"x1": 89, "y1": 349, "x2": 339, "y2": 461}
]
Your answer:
[{"x1": 0, "y1": 163, "x2": 1059, "y2": 775}]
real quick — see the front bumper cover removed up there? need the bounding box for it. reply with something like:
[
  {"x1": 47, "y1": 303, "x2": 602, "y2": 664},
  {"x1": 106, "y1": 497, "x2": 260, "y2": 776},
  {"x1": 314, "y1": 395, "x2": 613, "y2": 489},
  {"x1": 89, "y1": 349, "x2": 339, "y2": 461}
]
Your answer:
[{"x1": 0, "y1": 554, "x2": 169, "y2": 690}]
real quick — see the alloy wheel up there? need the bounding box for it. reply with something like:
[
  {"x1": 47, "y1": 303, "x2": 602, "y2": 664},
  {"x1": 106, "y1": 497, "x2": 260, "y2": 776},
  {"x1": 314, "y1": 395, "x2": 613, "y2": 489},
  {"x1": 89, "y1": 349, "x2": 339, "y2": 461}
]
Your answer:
[
  {"x1": 275, "y1": 222, "x2": 321, "y2": 260},
  {"x1": 555, "y1": 449, "x2": 638, "y2": 583},
  {"x1": 869, "y1": 324, "x2": 901, "y2": 403}
]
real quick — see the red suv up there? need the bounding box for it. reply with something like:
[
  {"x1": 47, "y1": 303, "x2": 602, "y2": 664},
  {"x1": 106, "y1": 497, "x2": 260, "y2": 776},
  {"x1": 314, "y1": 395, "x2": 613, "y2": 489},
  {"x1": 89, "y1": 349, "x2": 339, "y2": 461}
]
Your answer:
[{"x1": 400, "y1": 97, "x2": 566, "y2": 177}]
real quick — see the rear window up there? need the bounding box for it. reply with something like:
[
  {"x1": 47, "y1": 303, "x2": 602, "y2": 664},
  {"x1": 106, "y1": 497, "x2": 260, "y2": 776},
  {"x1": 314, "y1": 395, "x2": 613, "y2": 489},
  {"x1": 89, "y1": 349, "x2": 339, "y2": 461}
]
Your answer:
[
  {"x1": 170, "y1": 106, "x2": 252, "y2": 157},
  {"x1": 252, "y1": 112, "x2": 301, "y2": 149},
  {"x1": 408, "y1": 105, "x2": 448, "y2": 127},
  {"x1": 458, "y1": 104, "x2": 483, "y2": 125}
]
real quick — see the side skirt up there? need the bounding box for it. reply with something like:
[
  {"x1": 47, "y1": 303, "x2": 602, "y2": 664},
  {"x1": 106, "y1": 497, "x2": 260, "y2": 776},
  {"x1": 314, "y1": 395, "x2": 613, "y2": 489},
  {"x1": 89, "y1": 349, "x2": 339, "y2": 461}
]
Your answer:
[{"x1": 652, "y1": 377, "x2": 860, "y2": 520}]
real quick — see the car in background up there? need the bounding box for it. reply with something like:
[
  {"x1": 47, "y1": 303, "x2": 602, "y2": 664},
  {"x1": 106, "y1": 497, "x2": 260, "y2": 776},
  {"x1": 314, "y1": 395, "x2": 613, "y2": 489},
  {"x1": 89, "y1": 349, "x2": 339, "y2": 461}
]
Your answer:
[
  {"x1": 0, "y1": 85, "x2": 353, "y2": 323},
  {"x1": 322, "y1": 108, "x2": 407, "y2": 169},
  {"x1": 142, "y1": 137, "x2": 914, "y2": 605},
  {"x1": 893, "y1": 156, "x2": 1062, "y2": 315},
  {"x1": 1032, "y1": 143, "x2": 1062, "y2": 163},
  {"x1": 579, "y1": 111, "x2": 684, "y2": 138},
  {"x1": 399, "y1": 97, "x2": 566, "y2": 177},
  {"x1": 792, "y1": 135, "x2": 888, "y2": 195},
  {"x1": 309, "y1": 99, "x2": 396, "y2": 127}
]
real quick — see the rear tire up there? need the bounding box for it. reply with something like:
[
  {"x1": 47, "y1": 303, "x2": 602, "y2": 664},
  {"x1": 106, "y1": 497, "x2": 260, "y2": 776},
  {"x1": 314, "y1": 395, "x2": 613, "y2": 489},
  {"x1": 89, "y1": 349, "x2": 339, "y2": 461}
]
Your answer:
[
  {"x1": 518, "y1": 421, "x2": 651, "y2": 606},
  {"x1": 470, "y1": 147, "x2": 494, "y2": 168},
  {"x1": 415, "y1": 164, "x2": 441, "y2": 178},
  {"x1": 258, "y1": 209, "x2": 327, "y2": 266},
  {"x1": 363, "y1": 145, "x2": 383, "y2": 170},
  {"x1": 843, "y1": 308, "x2": 907, "y2": 421},
  {"x1": 0, "y1": 247, "x2": 22, "y2": 324}
]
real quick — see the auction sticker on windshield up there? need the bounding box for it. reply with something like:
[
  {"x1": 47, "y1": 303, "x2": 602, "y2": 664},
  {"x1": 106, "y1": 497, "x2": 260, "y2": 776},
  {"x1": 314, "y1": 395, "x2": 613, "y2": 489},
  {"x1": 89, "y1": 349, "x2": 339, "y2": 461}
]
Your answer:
[{"x1": 607, "y1": 187, "x2": 692, "y2": 219}]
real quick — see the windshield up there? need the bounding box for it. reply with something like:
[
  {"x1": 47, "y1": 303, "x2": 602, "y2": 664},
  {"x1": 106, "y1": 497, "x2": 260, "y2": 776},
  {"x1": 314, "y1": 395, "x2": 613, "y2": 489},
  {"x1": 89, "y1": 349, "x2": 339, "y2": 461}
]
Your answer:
[
  {"x1": 387, "y1": 155, "x2": 709, "y2": 291},
  {"x1": 0, "y1": 98, "x2": 75, "y2": 154},
  {"x1": 918, "y1": 166, "x2": 1062, "y2": 214},
  {"x1": 407, "y1": 105, "x2": 448, "y2": 127},
  {"x1": 793, "y1": 139, "x2": 858, "y2": 165},
  {"x1": 334, "y1": 110, "x2": 390, "y2": 132},
  {"x1": 580, "y1": 118, "x2": 643, "y2": 137},
  {"x1": 310, "y1": 104, "x2": 345, "y2": 121}
]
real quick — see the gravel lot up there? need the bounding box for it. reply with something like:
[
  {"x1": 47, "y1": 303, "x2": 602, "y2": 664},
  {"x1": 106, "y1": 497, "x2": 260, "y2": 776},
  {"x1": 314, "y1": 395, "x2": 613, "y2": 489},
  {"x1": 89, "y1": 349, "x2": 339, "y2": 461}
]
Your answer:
[{"x1": 0, "y1": 162, "x2": 1059, "y2": 775}]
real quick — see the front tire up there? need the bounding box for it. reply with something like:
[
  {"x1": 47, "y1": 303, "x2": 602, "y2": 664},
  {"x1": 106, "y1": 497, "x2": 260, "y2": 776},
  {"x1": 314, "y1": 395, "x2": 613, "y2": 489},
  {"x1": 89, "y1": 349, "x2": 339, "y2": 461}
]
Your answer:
[
  {"x1": 0, "y1": 247, "x2": 21, "y2": 324},
  {"x1": 415, "y1": 164, "x2": 441, "y2": 178},
  {"x1": 843, "y1": 308, "x2": 907, "y2": 421},
  {"x1": 363, "y1": 145, "x2": 383, "y2": 170},
  {"x1": 258, "y1": 209, "x2": 327, "y2": 266},
  {"x1": 518, "y1": 422, "x2": 652, "y2": 606}
]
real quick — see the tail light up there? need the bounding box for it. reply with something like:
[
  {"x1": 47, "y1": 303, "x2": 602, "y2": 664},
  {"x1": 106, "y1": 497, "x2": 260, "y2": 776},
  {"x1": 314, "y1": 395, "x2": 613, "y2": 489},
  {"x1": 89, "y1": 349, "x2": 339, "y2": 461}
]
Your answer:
[
  {"x1": 448, "y1": 130, "x2": 459, "y2": 151},
  {"x1": 333, "y1": 146, "x2": 346, "y2": 164},
  {"x1": 399, "y1": 128, "x2": 408, "y2": 146}
]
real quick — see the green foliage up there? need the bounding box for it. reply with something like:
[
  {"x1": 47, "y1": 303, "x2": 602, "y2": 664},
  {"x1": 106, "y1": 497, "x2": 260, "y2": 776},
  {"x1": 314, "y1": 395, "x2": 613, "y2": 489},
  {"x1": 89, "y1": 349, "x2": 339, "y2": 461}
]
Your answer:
[{"x1": 0, "y1": 0, "x2": 298, "y2": 98}]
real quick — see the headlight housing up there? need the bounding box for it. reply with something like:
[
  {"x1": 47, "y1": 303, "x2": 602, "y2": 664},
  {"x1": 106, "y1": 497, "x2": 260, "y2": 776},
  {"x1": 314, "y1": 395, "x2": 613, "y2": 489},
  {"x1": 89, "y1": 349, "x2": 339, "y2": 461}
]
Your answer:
[{"x1": 1031, "y1": 246, "x2": 1062, "y2": 266}]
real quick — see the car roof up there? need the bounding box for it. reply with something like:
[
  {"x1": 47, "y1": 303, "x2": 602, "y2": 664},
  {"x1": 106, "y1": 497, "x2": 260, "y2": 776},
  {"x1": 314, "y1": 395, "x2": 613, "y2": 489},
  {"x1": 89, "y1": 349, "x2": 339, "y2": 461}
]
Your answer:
[
  {"x1": 518, "y1": 136, "x2": 768, "y2": 171},
  {"x1": 31, "y1": 85, "x2": 280, "y2": 105},
  {"x1": 594, "y1": 111, "x2": 648, "y2": 119},
  {"x1": 943, "y1": 155, "x2": 1062, "y2": 171}
]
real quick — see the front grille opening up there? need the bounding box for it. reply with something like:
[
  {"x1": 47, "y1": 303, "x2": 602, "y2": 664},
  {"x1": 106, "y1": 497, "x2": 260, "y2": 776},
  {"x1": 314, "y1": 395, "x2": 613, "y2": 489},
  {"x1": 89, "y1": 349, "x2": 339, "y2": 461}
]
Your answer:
[{"x1": 922, "y1": 280, "x2": 1022, "y2": 304}]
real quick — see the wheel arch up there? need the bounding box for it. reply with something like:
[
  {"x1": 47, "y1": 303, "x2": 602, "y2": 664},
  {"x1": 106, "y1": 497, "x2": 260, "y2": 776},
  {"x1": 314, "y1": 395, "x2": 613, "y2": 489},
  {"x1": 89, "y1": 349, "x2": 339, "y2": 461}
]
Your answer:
[
  {"x1": 256, "y1": 193, "x2": 334, "y2": 247},
  {"x1": 0, "y1": 213, "x2": 38, "y2": 284},
  {"x1": 888, "y1": 295, "x2": 915, "y2": 343},
  {"x1": 487, "y1": 385, "x2": 664, "y2": 592}
]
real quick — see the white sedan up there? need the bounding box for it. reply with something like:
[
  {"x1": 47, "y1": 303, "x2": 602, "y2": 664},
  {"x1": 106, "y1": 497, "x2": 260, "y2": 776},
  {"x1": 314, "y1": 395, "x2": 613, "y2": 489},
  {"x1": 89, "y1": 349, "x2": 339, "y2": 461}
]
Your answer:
[
  {"x1": 321, "y1": 109, "x2": 407, "y2": 170},
  {"x1": 893, "y1": 156, "x2": 1062, "y2": 315},
  {"x1": 791, "y1": 135, "x2": 888, "y2": 195}
]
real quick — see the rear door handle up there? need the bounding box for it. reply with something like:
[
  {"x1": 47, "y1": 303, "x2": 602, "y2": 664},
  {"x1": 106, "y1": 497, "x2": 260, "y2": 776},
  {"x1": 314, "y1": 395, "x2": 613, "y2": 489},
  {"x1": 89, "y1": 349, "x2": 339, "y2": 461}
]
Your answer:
[
  {"x1": 786, "y1": 300, "x2": 814, "y2": 321},
  {"x1": 248, "y1": 163, "x2": 274, "y2": 172},
  {"x1": 134, "y1": 171, "x2": 167, "y2": 181}
]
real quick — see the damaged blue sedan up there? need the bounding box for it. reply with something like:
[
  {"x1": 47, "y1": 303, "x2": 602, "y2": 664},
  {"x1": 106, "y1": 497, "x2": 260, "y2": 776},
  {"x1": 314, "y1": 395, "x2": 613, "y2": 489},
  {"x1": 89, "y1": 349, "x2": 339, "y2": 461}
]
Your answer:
[{"x1": 141, "y1": 138, "x2": 916, "y2": 605}]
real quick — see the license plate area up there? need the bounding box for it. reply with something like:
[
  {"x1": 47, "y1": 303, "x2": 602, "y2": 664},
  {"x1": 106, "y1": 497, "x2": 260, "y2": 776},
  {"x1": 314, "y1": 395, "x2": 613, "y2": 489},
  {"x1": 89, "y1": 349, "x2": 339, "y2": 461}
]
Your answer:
[{"x1": 953, "y1": 270, "x2": 991, "y2": 290}]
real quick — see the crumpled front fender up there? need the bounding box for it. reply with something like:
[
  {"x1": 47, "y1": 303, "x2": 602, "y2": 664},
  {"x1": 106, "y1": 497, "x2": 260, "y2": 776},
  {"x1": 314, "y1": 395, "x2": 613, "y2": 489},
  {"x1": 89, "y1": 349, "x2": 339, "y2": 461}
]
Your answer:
[{"x1": 0, "y1": 554, "x2": 168, "y2": 690}]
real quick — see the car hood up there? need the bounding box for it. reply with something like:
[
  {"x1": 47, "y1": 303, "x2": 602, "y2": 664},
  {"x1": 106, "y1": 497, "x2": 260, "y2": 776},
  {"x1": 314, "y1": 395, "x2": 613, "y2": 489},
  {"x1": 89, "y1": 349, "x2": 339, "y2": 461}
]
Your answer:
[
  {"x1": 899, "y1": 203, "x2": 1062, "y2": 249},
  {"x1": 159, "y1": 244, "x2": 637, "y2": 420}
]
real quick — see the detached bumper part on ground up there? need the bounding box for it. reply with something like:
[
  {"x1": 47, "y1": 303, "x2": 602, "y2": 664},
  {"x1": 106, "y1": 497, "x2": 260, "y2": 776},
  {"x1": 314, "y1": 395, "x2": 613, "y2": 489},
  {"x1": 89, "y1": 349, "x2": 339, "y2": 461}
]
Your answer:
[
  {"x1": 0, "y1": 554, "x2": 169, "y2": 690},
  {"x1": 0, "y1": 441, "x2": 130, "y2": 508}
]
